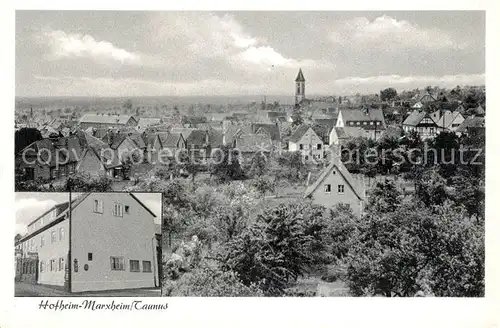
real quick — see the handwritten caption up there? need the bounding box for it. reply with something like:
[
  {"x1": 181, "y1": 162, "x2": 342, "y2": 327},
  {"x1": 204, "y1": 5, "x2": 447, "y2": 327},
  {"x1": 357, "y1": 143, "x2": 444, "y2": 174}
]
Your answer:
[{"x1": 38, "y1": 300, "x2": 168, "y2": 311}]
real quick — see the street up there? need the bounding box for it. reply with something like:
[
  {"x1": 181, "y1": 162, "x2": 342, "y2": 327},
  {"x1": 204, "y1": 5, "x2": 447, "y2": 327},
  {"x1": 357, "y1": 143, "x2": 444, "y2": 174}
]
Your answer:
[{"x1": 15, "y1": 282, "x2": 162, "y2": 297}]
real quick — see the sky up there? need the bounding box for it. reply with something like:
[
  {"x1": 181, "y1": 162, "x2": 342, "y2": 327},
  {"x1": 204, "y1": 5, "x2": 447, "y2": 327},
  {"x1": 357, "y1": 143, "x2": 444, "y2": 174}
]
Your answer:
[
  {"x1": 15, "y1": 192, "x2": 162, "y2": 235},
  {"x1": 15, "y1": 11, "x2": 485, "y2": 97}
]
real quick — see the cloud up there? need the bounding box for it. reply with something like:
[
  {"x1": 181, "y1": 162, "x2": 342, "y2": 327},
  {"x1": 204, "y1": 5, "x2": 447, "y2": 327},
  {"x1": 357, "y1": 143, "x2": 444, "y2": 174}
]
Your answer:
[
  {"x1": 155, "y1": 12, "x2": 330, "y2": 72},
  {"x1": 39, "y1": 29, "x2": 141, "y2": 65},
  {"x1": 15, "y1": 198, "x2": 58, "y2": 235},
  {"x1": 331, "y1": 15, "x2": 467, "y2": 51}
]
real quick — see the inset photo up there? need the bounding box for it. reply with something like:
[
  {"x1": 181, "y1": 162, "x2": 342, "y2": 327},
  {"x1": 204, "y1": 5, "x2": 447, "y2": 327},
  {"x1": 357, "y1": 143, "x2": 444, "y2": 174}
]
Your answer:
[{"x1": 14, "y1": 192, "x2": 162, "y2": 297}]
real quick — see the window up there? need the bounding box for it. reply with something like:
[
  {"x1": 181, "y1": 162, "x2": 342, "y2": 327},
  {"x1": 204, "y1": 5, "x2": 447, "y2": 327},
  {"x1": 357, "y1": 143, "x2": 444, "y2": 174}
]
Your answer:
[
  {"x1": 110, "y1": 257, "x2": 125, "y2": 271},
  {"x1": 30, "y1": 239, "x2": 34, "y2": 251},
  {"x1": 370, "y1": 122, "x2": 374, "y2": 125},
  {"x1": 325, "y1": 184, "x2": 332, "y2": 193},
  {"x1": 40, "y1": 261, "x2": 45, "y2": 273},
  {"x1": 305, "y1": 155, "x2": 309, "y2": 160},
  {"x1": 363, "y1": 122, "x2": 368, "y2": 125},
  {"x1": 356, "y1": 122, "x2": 360, "y2": 125},
  {"x1": 317, "y1": 144, "x2": 322, "y2": 150},
  {"x1": 143, "y1": 261, "x2": 152, "y2": 273},
  {"x1": 59, "y1": 227, "x2": 65, "y2": 241},
  {"x1": 50, "y1": 259, "x2": 56, "y2": 272},
  {"x1": 40, "y1": 235, "x2": 45, "y2": 248},
  {"x1": 130, "y1": 260, "x2": 140, "y2": 272},
  {"x1": 59, "y1": 257, "x2": 65, "y2": 271},
  {"x1": 349, "y1": 122, "x2": 354, "y2": 126},
  {"x1": 338, "y1": 184, "x2": 345, "y2": 194},
  {"x1": 93, "y1": 199, "x2": 103, "y2": 213},
  {"x1": 51, "y1": 230, "x2": 57, "y2": 243},
  {"x1": 299, "y1": 144, "x2": 303, "y2": 150},
  {"x1": 51, "y1": 169, "x2": 58, "y2": 179},
  {"x1": 124, "y1": 205, "x2": 130, "y2": 214},
  {"x1": 332, "y1": 170, "x2": 336, "y2": 175},
  {"x1": 88, "y1": 253, "x2": 93, "y2": 261},
  {"x1": 113, "y1": 203, "x2": 124, "y2": 217},
  {"x1": 375, "y1": 121, "x2": 380, "y2": 125}
]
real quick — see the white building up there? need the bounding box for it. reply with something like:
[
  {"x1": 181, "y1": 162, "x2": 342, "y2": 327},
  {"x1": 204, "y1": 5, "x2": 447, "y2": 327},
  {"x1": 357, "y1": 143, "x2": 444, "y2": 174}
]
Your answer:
[{"x1": 15, "y1": 192, "x2": 160, "y2": 293}]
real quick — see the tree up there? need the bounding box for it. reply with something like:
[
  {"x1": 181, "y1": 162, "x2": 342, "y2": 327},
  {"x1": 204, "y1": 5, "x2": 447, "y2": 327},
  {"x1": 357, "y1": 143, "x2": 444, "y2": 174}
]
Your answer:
[
  {"x1": 210, "y1": 145, "x2": 244, "y2": 182},
  {"x1": 367, "y1": 180, "x2": 402, "y2": 213},
  {"x1": 250, "y1": 175, "x2": 275, "y2": 197},
  {"x1": 291, "y1": 106, "x2": 304, "y2": 127},
  {"x1": 247, "y1": 152, "x2": 267, "y2": 177},
  {"x1": 345, "y1": 200, "x2": 484, "y2": 297},
  {"x1": 123, "y1": 99, "x2": 133, "y2": 111},
  {"x1": 415, "y1": 168, "x2": 450, "y2": 207},
  {"x1": 218, "y1": 203, "x2": 330, "y2": 295},
  {"x1": 15, "y1": 128, "x2": 43, "y2": 154},
  {"x1": 63, "y1": 173, "x2": 113, "y2": 192},
  {"x1": 380, "y1": 88, "x2": 398, "y2": 102}
]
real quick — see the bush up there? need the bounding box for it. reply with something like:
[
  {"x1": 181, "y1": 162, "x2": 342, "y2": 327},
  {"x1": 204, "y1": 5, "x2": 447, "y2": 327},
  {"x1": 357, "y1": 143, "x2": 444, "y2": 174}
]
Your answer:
[{"x1": 165, "y1": 265, "x2": 263, "y2": 297}]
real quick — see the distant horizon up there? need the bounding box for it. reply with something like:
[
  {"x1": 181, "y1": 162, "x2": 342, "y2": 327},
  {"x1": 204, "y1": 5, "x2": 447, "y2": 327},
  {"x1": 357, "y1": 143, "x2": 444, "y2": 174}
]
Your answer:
[{"x1": 16, "y1": 11, "x2": 484, "y2": 97}]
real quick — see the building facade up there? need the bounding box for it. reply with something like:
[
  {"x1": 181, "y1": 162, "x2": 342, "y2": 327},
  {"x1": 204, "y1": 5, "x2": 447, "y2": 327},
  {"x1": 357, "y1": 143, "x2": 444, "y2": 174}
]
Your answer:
[{"x1": 15, "y1": 192, "x2": 160, "y2": 293}]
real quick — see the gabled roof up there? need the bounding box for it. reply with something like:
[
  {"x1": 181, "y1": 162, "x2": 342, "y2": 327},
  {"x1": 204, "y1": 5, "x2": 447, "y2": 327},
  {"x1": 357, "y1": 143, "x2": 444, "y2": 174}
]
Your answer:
[
  {"x1": 402, "y1": 110, "x2": 429, "y2": 126},
  {"x1": 289, "y1": 124, "x2": 313, "y2": 143},
  {"x1": 185, "y1": 129, "x2": 208, "y2": 146},
  {"x1": 304, "y1": 157, "x2": 364, "y2": 201},
  {"x1": 158, "y1": 132, "x2": 184, "y2": 148},
  {"x1": 436, "y1": 111, "x2": 463, "y2": 129},
  {"x1": 456, "y1": 116, "x2": 485, "y2": 133},
  {"x1": 17, "y1": 192, "x2": 156, "y2": 245},
  {"x1": 295, "y1": 68, "x2": 305, "y2": 82},
  {"x1": 234, "y1": 134, "x2": 273, "y2": 153},
  {"x1": 19, "y1": 136, "x2": 84, "y2": 166},
  {"x1": 137, "y1": 117, "x2": 162, "y2": 128},
  {"x1": 339, "y1": 108, "x2": 386, "y2": 130},
  {"x1": 334, "y1": 127, "x2": 366, "y2": 139},
  {"x1": 252, "y1": 123, "x2": 281, "y2": 142},
  {"x1": 79, "y1": 114, "x2": 134, "y2": 125},
  {"x1": 170, "y1": 127, "x2": 196, "y2": 140}
]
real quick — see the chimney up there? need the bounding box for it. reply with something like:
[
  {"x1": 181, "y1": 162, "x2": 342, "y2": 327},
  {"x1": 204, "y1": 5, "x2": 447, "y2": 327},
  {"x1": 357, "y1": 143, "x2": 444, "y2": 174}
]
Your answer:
[{"x1": 306, "y1": 172, "x2": 311, "y2": 186}]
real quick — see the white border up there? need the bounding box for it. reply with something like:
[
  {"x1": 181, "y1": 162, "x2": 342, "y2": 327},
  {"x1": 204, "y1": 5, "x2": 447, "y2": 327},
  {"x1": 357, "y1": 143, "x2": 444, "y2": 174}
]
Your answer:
[{"x1": 1, "y1": 2, "x2": 499, "y2": 328}]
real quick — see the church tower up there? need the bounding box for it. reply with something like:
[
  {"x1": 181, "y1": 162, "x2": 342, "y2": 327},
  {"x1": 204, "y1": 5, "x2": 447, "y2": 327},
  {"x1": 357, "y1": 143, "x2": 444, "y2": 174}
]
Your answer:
[{"x1": 295, "y1": 68, "x2": 305, "y2": 106}]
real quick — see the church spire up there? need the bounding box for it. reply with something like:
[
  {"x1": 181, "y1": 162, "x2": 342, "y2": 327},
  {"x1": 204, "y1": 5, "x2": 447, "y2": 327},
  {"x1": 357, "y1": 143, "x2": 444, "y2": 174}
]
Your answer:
[
  {"x1": 295, "y1": 68, "x2": 306, "y2": 106},
  {"x1": 295, "y1": 68, "x2": 305, "y2": 82}
]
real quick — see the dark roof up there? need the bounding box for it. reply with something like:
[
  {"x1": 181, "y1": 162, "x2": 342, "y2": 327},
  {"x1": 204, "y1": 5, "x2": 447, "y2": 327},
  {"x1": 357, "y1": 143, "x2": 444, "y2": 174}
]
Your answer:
[
  {"x1": 289, "y1": 124, "x2": 312, "y2": 143},
  {"x1": 295, "y1": 68, "x2": 305, "y2": 82},
  {"x1": 252, "y1": 123, "x2": 281, "y2": 142},
  {"x1": 158, "y1": 132, "x2": 184, "y2": 148},
  {"x1": 234, "y1": 134, "x2": 273, "y2": 153},
  {"x1": 314, "y1": 118, "x2": 337, "y2": 128},
  {"x1": 379, "y1": 126, "x2": 404, "y2": 140},
  {"x1": 340, "y1": 108, "x2": 386, "y2": 130},
  {"x1": 185, "y1": 130, "x2": 208, "y2": 146},
  {"x1": 304, "y1": 157, "x2": 364, "y2": 200},
  {"x1": 19, "y1": 136, "x2": 84, "y2": 166},
  {"x1": 334, "y1": 127, "x2": 366, "y2": 139},
  {"x1": 312, "y1": 125, "x2": 331, "y2": 144},
  {"x1": 456, "y1": 116, "x2": 485, "y2": 133}
]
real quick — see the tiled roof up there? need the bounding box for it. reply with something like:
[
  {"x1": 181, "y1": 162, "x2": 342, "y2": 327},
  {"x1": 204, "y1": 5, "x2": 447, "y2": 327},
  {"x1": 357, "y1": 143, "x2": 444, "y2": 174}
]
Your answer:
[
  {"x1": 252, "y1": 123, "x2": 281, "y2": 142},
  {"x1": 20, "y1": 136, "x2": 84, "y2": 167},
  {"x1": 289, "y1": 124, "x2": 312, "y2": 143},
  {"x1": 340, "y1": 108, "x2": 386, "y2": 130},
  {"x1": 137, "y1": 118, "x2": 162, "y2": 128},
  {"x1": 79, "y1": 114, "x2": 134, "y2": 125},
  {"x1": 456, "y1": 116, "x2": 485, "y2": 133},
  {"x1": 402, "y1": 110, "x2": 427, "y2": 126},
  {"x1": 379, "y1": 126, "x2": 404, "y2": 140},
  {"x1": 335, "y1": 127, "x2": 367, "y2": 139},
  {"x1": 234, "y1": 134, "x2": 273, "y2": 153},
  {"x1": 304, "y1": 157, "x2": 364, "y2": 200},
  {"x1": 436, "y1": 111, "x2": 462, "y2": 128}
]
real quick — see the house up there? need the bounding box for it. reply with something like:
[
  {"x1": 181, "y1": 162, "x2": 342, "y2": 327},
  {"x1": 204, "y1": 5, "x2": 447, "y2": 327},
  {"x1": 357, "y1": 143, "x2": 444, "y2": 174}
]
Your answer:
[
  {"x1": 14, "y1": 192, "x2": 160, "y2": 292},
  {"x1": 304, "y1": 158, "x2": 365, "y2": 217},
  {"x1": 402, "y1": 110, "x2": 440, "y2": 139},
  {"x1": 79, "y1": 114, "x2": 138, "y2": 130},
  {"x1": 456, "y1": 116, "x2": 485, "y2": 137},
  {"x1": 135, "y1": 118, "x2": 162, "y2": 132},
  {"x1": 335, "y1": 107, "x2": 386, "y2": 140},
  {"x1": 75, "y1": 132, "x2": 122, "y2": 179},
  {"x1": 16, "y1": 136, "x2": 84, "y2": 181},
  {"x1": 288, "y1": 125, "x2": 326, "y2": 161},
  {"x1": 329, "y1": 127, "x2": 367, "y2": 146},
  {"x1": 233, "y1": 134, "x2": 273, "y2": 164},
  {"x1": 411, "y1": 101, "x2": 424, "y2": 109},
  {"x1": 434, "y1": 110, "x2": 465, "y2": 132},
  {"x1": 151, "y1": 132, "x2": 186, "y2": 163},
  {"x1": 102, "y1": 131, "x2": 147, "y2": 161}
]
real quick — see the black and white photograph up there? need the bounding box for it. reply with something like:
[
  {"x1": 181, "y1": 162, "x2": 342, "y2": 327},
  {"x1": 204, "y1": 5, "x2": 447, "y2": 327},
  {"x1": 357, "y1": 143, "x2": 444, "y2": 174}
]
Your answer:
[
  {"x1": 14, "y1": 192, "x2": 162, "y2": 297},
  {"x1": 12, "y1": 10, "x2": 485, "y2": 298}
]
